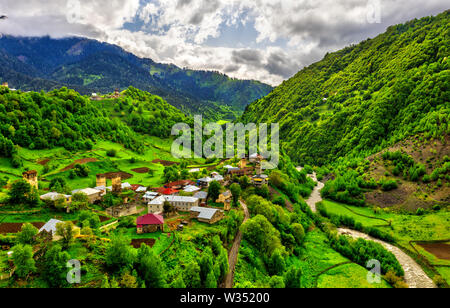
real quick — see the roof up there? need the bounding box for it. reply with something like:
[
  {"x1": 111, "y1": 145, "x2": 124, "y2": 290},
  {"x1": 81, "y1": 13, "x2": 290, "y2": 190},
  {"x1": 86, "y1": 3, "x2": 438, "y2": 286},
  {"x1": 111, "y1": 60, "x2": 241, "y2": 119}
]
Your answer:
[
  {"x1": 136, "y1": 186, "x2": 148, "y2": 193},
  {"x1": 122, "y1": 182, "x2": 132, "y2": 189},
  {"x1": 149, "y1": 195, "x2": 165, "y2": 205},
  {"x1": 166, "y1": 180, "x2": 195, "y2": 188},
  {"x1": 40, "y1": 192, "x2": 71, "y2": 201},
  {"x1": 212, "y1": 174, "x2": 224, "y2": 181},
  {"x1": 72, "y1": 188, "x2": 101, "y2": 196},
  {"x1": 194, "y1": 191, "x2": 208, "y2": 199},
  {"x1": 39, "y1": 219, "x2": 63, "y2": 233},
  {"x1": 189, "y1": 168, "x2": 201, "y2": 173},
  {"x1": 137, "y1": 214, "x2": 164, "y2": 226},
  {"x1": 223, "y1": 165, "x2": 234, "y2": 169},
  {"x1": 190, "y1": 207, "x2": 221, "y2": 220},
  {"x1": 164, "y1": 195, "x2": 199, "y2": 203},
  {"x1": 198, "y1": 177, "x2": 213, "y2": 183},
  {"x1": 130, "y1": 184, "x2": 142, "y2": 191},
  {"x1": 221, "y1": 191, "x2": 232, "y2": 198},
  {"x1": 184, "y1": 185, "x2": 201, "y2": 193},
  {"x1": 157, "y1": 187, "x2": 179, "y2": 195}
]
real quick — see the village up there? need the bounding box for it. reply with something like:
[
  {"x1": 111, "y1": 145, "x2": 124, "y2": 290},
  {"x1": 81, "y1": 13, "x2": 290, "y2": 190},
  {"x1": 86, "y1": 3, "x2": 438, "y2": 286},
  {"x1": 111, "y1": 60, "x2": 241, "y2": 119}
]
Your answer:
[{"x1": 26, "y1": 154, "x2": 268, "y2": 240}]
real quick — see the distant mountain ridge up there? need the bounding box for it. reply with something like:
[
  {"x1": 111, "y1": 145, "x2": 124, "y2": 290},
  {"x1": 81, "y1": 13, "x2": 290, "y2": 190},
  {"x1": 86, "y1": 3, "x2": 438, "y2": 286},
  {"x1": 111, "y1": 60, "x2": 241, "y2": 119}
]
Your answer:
[{"x1": 0, "y1": 36, "x2": 273, "y2": 120}]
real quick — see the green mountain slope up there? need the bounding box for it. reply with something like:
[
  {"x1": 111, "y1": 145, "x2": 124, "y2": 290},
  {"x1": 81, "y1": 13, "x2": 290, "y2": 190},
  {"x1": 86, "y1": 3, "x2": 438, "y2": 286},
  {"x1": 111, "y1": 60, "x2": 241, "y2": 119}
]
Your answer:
[
  {"x1": 0, "y1": 86, "x2": 189, "y2": 163},
  {"x1": 242, "y1": 11, "x2": 449, "y2": 165}
]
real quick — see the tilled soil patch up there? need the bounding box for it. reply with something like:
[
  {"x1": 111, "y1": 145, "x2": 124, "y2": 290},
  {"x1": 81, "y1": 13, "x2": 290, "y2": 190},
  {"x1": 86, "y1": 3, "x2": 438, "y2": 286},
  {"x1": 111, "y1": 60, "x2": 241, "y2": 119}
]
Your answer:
[
  {"x1": 61, "y1": 158, "x2": 98, "y2": 172},
  {"x1": 131, "y1": 238, "x2": 156, "y2": 249},
  {"x1": 0, "y1": 222, "x2": 45, "y2": 234},
  {"x1": 152, "y1": 159, "x2": 178, "y2": 166},
  {"x1": 419, "y1": 243, "x2": 450, "y2": 261},
  {"x1": 132, "y1": 167, "x2": 150, "y2": 174}
]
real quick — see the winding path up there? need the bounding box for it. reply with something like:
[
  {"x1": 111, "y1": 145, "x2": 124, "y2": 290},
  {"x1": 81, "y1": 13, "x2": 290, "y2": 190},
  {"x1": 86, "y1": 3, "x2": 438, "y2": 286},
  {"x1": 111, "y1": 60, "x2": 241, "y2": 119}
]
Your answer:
[
  {"x1": 296, "y1": 167, "x2": 436, "y2": 289},
  {"x1": 224, "y1": 200, "x2": 250, "y2": 288}
]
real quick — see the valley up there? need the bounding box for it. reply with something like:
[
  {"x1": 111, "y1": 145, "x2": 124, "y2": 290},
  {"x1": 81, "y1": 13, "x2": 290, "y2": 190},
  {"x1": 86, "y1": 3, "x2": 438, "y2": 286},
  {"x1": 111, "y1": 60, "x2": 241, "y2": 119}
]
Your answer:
[{"x1": 0, "y1": 9, "x2": 448, "y2": 290}]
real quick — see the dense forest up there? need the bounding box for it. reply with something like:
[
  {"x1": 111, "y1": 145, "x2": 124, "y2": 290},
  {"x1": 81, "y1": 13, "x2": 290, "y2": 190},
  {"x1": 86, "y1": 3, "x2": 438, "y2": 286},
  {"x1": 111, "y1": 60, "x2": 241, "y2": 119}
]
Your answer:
[
  {"x1": 0, "y1": 36, "x2": 273, "y2": 120},
  {"x1": 0, "y1": 86, "x2": 188, "y2": 163},
  {"x1": 241, "y1": 11, "x2": 449, "y2": 166}
]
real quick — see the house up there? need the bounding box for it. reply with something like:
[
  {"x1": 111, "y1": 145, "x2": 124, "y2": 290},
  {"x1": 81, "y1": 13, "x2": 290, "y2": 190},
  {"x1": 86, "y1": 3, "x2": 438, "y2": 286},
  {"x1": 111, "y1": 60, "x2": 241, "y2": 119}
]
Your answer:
[
  {"x1": 227, "y1": 167, "x2": 254, "y2": 177},
  {"x1": 137, "y1": 214, "x2": 164, "y2": 234},
  {"x1": 249, "y1": 153, "x2": 264, "y2": 163},
  {"x1": 106, "y1": 204, "x2": 141, "y2": 218},
  {"x1": 216, "y1": 191, "x2": 232, "y2": 210},
  {"x1": 156, "y1": 187, "x2": 179, "y2": 195},
  {"x1": 184, "y1": 185, "x2": 201, "y2": 193},
  {"x1": 193, "y1": 191, "x2": 208, "y2": 203},
  {"x1": 39, "y1": 219, "x2": 80, "y2": 241},
  {"x1": 71, "y1": 188, "x2": 102, "y2": 204},
  {"x1": 143, "y1": 191, "x2": 159, "y2": 203},
  {"x1": 40, "y1": 192, "x2": 72, "y2": 205},
  {"x1": 251, "y1": 174, "x2": 269, "y2": 186},
  {"x1": 23, "y1": 170, "x2": 38, "y2": 189},
  {"x1": 136, "y1": 186, "x2": 148, "y2": 193},
  {"x1": 148, "y1": 195, "x2": 165, "y2": 214},
  {"x1": 197, "y1": 177, "x2": 213, "y2": 187},
  {"x1": 189, "y1": 168, "x2": 201, "y2": 173},
  {"x1": 165, "y1": 180, "x2": 195, "y2": 190},
  {"x1": 190, "y1": 207, "x2": 224, "y2": 224},
  {"x1": 211, "y1": 172, "x2": 224, "y2": 183},
  {"x1": 163, "y1": 195, "x2": 200, "y2": 211}
]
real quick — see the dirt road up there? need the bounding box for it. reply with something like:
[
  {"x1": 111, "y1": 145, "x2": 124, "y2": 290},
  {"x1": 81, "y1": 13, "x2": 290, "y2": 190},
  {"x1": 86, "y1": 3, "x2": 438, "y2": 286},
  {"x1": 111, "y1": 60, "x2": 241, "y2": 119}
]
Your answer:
[
  {"x1": 338, "y1": 228, "x2": 436, "y2": 288},
  {"x1": 296, "y1": 167, "x2": 323, "y2": 212},
  {"x1": 224, "y1": 200, "x2": 250, "y2": 288}
]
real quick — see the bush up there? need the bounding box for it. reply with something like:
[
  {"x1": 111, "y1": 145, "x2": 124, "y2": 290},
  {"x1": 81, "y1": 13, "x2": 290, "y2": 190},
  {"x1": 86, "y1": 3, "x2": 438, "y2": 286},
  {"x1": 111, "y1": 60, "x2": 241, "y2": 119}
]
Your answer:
[
  {"x1": 381, "y1": 179, "x2": 398, "y2": 191},
  {"x1": 106, "y1": 149, "x2": 117, "y2": 157}
]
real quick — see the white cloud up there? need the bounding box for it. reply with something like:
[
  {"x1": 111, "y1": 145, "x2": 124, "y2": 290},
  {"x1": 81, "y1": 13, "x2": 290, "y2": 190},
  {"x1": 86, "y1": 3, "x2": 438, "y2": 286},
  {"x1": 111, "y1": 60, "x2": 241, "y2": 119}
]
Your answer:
[{"x1": 0, "y1": 0, "x2": 448, "y2": 85}]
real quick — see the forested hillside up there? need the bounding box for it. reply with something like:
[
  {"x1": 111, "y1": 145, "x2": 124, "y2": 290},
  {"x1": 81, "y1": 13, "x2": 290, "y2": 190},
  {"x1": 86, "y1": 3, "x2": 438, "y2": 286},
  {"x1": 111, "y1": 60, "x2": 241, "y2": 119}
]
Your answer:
[
  {"x1": 0, "y1": 36, "x2": 273, "y2": 120},
  {"x1": 0, "y1": 86, "x2": 188, "y2": 165},
  {"x1": 242, "y1": 11, "x2": 449, "y2": 165}
]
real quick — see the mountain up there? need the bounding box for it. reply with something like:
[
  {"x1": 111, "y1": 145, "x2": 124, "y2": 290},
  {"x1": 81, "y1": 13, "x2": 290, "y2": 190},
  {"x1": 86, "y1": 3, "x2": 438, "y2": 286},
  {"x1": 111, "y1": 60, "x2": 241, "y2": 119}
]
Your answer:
[
  {"x1": 241, "y1": 11, "x2": 449, "y2": 165},
  {"x1": 0, "y1": 36, "x2": 273, "y2": 120}
]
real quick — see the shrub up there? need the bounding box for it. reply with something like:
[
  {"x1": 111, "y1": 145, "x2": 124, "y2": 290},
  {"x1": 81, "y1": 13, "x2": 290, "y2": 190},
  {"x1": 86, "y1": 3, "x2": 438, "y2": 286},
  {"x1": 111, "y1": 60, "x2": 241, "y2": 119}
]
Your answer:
[{"x1": 106, "y1": 149, "x2": 117, "y2": 157}]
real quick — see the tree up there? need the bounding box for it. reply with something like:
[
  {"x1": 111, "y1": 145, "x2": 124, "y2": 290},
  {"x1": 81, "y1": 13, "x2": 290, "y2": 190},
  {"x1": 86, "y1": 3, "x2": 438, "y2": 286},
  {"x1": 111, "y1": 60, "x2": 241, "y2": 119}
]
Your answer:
[
  {"x1": 230, "y1": 183, "x2": 242, "y2": 206},
  {"x1": 269, "y1": 276, "x2": 285, "y2": 288},
  {"x1": 163, "y1": 201, "x2": 175, "y2": 214},
  {"x1": 284, "y1": 266, "x2": 302, "y2": 288},
  {"x1": 55, "y1": 221, "x2": 77, "y2": 248},
  {"x1": 120, "y1": 271, "x2": 139, "y2": 288},
  {"x1": 17, "y1": 223, "x2": 38, "y2": 245},
  {"x1": 170, "y1": 274, "x2": 186, "y2": 288},
  {"x1": 208, "y1": 181, "x2": 221, "y2": 202},
  {"x1": 70, "y1": 193, "x2": 90, "y2": 212},
  {"x1": 41, "y1": 244, "x2": 70, "y2": 287},
  {"x1": 291, "y1": 223, "x2": 305, "y2": 245},
  {"x1": 183, "y1": 261, "x2": 201, "y2": 288},
  {"x1": 136, "y1": 244, "x2": 166, "y2": 288},
  {"x1": 205, "y1": 271, "x2": 217, "y2": 288},
  {"x1": 269, "y1": 249, "x2": 286, "y2": 276},
  {"x1": 12, "y1": 244, "x2": 36, "y2": 278},
  {"x1": 49, "y1": 177, "x2": 69, "y2": 194},
  {"x1": 78, "y1": 211, "x2": 100, "y2": 229},
  {"x1": 8, "y1": 180, "x2": 32, "y2": 206},
  {"x1": 239, "y1": 176, "x2": 250, "y2": 189},
  {"x1": 105, "y1": 235, "x2": 135, "y2": 273},
  {"x1": 199, "y1": 247, "x2": 214, "y2": 283}
]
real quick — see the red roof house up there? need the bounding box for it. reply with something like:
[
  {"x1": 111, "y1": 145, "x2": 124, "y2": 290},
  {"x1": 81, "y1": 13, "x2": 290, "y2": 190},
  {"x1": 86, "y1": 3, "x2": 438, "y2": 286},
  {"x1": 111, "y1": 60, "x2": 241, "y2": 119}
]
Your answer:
[
  {"x1": 156, "y1": 187, "x2": 179, "y2": 195},
  {"x1": 137, "y1": 214, "x2": 164, "y2": 234},
  {"x1": 165, "y1": 180, "x2": 195, "y2": 189}
]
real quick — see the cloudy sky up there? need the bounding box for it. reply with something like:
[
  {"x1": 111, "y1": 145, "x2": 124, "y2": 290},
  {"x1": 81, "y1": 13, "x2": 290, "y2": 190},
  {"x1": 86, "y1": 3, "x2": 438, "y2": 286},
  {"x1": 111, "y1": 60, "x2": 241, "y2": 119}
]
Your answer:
[{"x1": 0, "y1": 0, "x2": 448, "y2": 85}]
